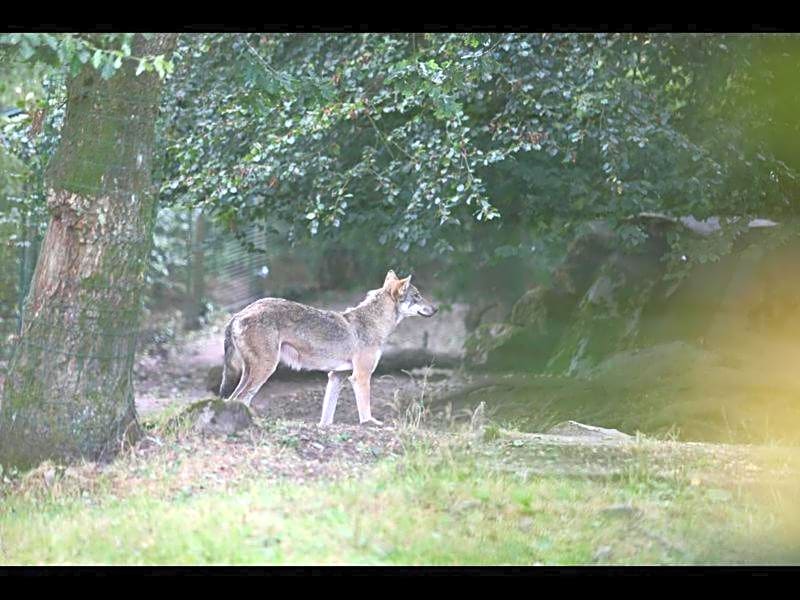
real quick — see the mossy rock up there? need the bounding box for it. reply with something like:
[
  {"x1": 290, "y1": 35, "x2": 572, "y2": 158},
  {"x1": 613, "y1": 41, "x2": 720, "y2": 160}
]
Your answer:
[
  {"x1": 177, "y1": 398, "x2": 254, "y2": 437},
  {"x1": 509, "y1": 286, "x2": 549, "y2": 327},
  {"x1": 464, "y1": 322, "x2": 522, "y2": 366}
]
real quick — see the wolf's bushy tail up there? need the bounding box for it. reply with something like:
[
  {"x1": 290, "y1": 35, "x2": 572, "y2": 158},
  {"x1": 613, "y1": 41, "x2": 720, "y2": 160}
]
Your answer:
[{"x1": 219, "y1": 321, "x2": 241, "y2": 398}]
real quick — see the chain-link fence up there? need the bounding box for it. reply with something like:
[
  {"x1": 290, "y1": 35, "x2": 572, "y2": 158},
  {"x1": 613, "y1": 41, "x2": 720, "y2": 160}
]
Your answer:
[
  {"x1": 0, "y1": 205, "x2": 39, "y2": 366},
  {"x1": 161, "y1": 210, "x2": 338, "y2": 332},
  {"x1": 0, "y1": 57, "x2": 271, "y2": 380},
  {"x1": 0, "y1": 102, "x2": 50, "y2": 374}
]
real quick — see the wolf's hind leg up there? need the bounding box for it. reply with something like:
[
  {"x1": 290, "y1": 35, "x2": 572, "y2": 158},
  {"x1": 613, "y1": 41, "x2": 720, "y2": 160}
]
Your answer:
[
  {"x1": 319, "y1": 371, "x2": 347, "y2": 426},
  {"x1": 227, "y1": 332, "x2": 280, "y2": 407},
  {"x1": 237, "y1": 354, "x2": 279, "y2": 407},
  {"x1": 226, "y1": 363, "x2": 251, "y2": 403},
  {"x1": 219, "y1": 364, "x2": 242, "y2": 399}
]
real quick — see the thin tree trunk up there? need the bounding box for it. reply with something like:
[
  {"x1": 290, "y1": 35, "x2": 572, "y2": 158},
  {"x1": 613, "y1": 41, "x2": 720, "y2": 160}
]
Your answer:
[
  {"x1": 183, "y1": 208, "x2": 206, "y2": 331},
  {"x1": 0, "y1": 34, "x2": 177, "y2": 469}
]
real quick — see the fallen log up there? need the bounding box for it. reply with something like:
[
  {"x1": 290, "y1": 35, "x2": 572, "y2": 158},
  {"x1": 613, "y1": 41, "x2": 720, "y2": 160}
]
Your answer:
[{"x1": 373, "y1": 349, "x2": 461, "y2": 375}]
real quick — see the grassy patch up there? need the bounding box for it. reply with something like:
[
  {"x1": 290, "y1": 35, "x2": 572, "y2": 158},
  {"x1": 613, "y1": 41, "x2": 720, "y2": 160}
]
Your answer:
[{"x1": 1, "y1": 431, "x2": 798, "y2": 566}]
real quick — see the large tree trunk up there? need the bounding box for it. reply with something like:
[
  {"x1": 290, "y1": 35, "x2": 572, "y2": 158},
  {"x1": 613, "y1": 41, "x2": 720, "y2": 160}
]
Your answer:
[{"x1": 0, "y1": 34, "x2": 177, "y2": 469}]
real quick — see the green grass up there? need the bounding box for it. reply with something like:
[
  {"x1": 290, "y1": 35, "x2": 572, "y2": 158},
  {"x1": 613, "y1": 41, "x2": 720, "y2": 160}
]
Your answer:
[{"x1": 1, "y1": 439, "x2": 797, "y2": 566}]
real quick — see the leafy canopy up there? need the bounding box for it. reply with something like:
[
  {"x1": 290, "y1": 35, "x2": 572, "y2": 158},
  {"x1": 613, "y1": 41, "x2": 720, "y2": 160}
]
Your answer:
[{"x1": 157, "y1": 33, "x2": 799, "y2": 270}]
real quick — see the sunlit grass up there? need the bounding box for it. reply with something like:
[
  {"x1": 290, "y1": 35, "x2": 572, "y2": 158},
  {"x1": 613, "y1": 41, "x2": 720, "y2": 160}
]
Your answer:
[{"x1": 1, "y1": 435, "x2": 797, "y2": 566}]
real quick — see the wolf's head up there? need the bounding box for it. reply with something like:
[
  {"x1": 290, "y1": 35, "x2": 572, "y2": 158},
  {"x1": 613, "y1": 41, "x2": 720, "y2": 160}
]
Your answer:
[{"x1": 383, "y1": 270, "x2": 437, "y2": 318}]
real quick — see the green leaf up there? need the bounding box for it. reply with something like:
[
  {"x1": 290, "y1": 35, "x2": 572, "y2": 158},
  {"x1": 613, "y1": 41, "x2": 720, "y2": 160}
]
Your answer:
[
  {"x1": 153, "y1": 55, "x2": 166, "y2": 78},
  {"x1": 100, "y1": 58, "x2": 117, "y2": 80},
  {"x1": 19, "y1": 40, "x2": 35, "y2": 60}
]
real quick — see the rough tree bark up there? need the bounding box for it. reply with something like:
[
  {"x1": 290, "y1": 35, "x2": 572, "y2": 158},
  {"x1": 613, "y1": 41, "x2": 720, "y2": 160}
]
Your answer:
[{"x1": 0, "y1": 34, "x2": 178, "y2": 469}]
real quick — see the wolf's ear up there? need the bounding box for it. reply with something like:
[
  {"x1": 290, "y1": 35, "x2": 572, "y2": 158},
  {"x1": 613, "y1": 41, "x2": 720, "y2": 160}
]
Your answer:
[
  {"x1": 399, "y1": 275, "x2": 412, "y2": 294},
  {"x1": 391, "y1": 275, "x2": 412, "y2": 301},
  {"x1": 383, "y1": 270, "x2": 399, "y2": 289}
]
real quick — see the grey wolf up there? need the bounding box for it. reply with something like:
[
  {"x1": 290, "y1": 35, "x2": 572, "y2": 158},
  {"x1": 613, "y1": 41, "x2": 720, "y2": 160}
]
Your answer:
[{"x1": 219, "y1": 270, "x2": 437, "y2": 426}]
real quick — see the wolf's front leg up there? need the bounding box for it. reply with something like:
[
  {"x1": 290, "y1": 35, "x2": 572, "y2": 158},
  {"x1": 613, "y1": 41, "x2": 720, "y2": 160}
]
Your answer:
[
  {"x1": 319, "y1": 371, "x2": 347, "y2": 426},
  {"x1": 350, "y1": 349, "x2": 383, "y2": 426},
  {"x1": 349, "y1": 371, "x2": 382, "y2": 426}
]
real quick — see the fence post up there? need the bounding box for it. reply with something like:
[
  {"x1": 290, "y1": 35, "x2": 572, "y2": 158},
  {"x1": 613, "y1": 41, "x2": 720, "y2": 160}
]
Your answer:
[
  {"x1": 16, "y1": 209, "x2": 29, "y2": 335},
  {"x1": 183, "y1": 207, "x2": 207, "y2": 331}
]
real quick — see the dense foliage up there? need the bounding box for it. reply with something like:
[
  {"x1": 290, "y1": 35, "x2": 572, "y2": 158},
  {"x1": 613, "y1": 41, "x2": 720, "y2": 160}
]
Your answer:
[
  {"x1": 3, "y1": 32, "x2": 800, "y2": 313},
  {"x1": 158, "y1": 33, "x2": 800, "y2": 279}
]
